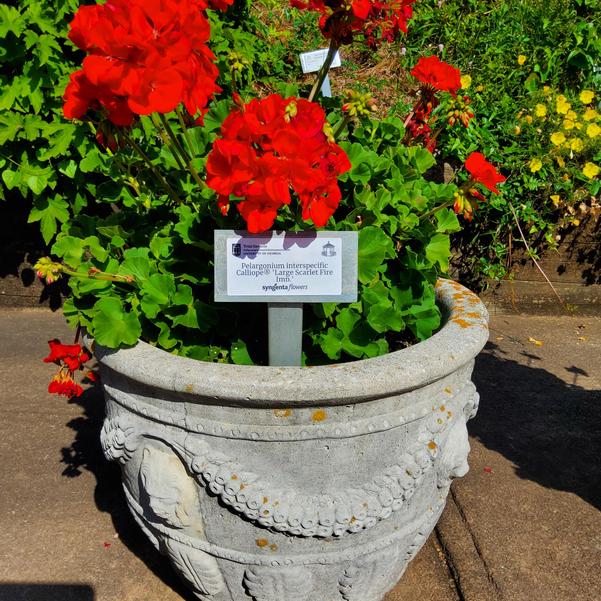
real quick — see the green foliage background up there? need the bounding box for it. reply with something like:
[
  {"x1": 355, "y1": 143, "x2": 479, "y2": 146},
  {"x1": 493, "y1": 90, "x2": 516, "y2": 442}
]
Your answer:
[{"x1": 0, "y1": 0, "x2": 599, "y2": 362}]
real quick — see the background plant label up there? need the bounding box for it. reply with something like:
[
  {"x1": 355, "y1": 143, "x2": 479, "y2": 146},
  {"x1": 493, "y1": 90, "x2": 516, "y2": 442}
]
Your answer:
[
  {"x1": 299, "y1": 48, "x2": 342, "y2": 73},
  {"x1": 214, "y1": 230, "x2": 357, "y2": 303}
]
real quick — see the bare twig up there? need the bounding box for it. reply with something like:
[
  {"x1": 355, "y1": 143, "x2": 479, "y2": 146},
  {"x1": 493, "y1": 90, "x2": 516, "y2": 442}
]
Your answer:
[{"x1": 508, "y1": 202, "x2": 567, "y2": 310}]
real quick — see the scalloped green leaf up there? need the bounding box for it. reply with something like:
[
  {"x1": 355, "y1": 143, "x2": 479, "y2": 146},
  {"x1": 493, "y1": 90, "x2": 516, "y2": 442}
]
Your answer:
[{"x1": 92, "y1": 297, "x2": 141, "y2": 348}]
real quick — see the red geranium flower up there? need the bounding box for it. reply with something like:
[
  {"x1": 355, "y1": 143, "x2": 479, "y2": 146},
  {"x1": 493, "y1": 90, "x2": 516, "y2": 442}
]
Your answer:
[
  {"x1": 291, "y1": 0, "x2": 416, "y2": 47},
  {"x1": 465, "y1": 152, "x2": 506, "y2": 194},
  {"x1": 206, "y1": 94, "x2": 350, "y2": 233},
  {"x1": 43, "y1": 339, "x2": 90, "y2": 372},
  {"x1": 48, "y1": 373, "x2": 84, "y2": 398},
  {"x1": 63, "y1": 0, "x2": 220, "y2": 124},
  {"x1": 410, "y1": 56, "x2": 462, "y2": 96}
]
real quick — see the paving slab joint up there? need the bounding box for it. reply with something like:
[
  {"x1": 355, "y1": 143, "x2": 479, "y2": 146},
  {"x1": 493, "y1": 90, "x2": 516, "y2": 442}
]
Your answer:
[{"x1": 435, "y1": 488, "x2": 502, "y2": 601}]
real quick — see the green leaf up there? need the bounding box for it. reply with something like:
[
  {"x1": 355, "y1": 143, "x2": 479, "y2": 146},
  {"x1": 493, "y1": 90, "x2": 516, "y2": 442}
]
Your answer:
[
  {"x1": 358, "y1": 226, "x2": 394, "y2": 284},
  {"x1": 367, "y1": 304, "x2": 404, "y2": 333},
  {"x1": 231, "y1": 339, "x2": 254, "y2": 365},
  {"x1": 52, "y1": 235, "x2": 86, "y2": 268},
  {"x1": 425, "y1": 233, "x2": 451, "y2": 271},
  {"x1": 0, "y1": 5, "x2": 24, "y2": 37},
  {"x1": 320, "y1": 328, "x2": 344, "y2": 360},
  {"x1": 38, "y1": 124, "x2": 76, "y2": 161},
  {"x1": 140, "y1": 273, "x2": 175, "y2": 318},
  {"x1": 0, "y1": 113, "x2": 24, "y2": 144},
  {"x1": 410, "y1": 147, "x2": 436, "y2": 174},
  {"x1": 435, "y1": 209, "x2": 461, "y2": 233},
  {"x1": 34, "y1": 33, "x2": 61, "y2": 66},
  {"x1": 92, "y1": 297, "x2": 141, "y2": 348},
  {"x1": 119, "y1": 248, "x2": 153, "y2": 282},
  {"x1": 28, "y1": 195, "x2": 69, "y2": 244}
]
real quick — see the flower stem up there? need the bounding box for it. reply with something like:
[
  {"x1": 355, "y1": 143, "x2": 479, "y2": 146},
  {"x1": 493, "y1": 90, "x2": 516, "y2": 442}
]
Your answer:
[
  {"x1": 62, "y1": 267, "x2": 136, "y2": 283},
  {"x1": 150, "y1": 113, "x2": 187, "y2": 170},
  {"x1": 159, "y1": 112, "x2": 206, "y2": 191},
  {"x1": 332, "y1": 114, "x2": 351, "y2": 139},
  {"x1": 308, "y1": 40, "x2": 339, "y2": 102},
  {"x1": 175, "y1": 106, "x2": 197, "y2": 159},
  {"x1": 158, "y1": 113, "x2": 191, "y2": 163},
  {"x1": 123, "y1": 132, "x2": 182, "y2": 205}
]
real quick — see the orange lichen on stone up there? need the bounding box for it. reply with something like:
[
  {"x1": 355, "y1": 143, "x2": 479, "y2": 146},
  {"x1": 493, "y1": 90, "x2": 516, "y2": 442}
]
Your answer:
[
  {"x1": 263, "y1": 497, "x2": 269, "y2": 504},
  {"x1": 350, "y1": 516, "x2": 357, "y2": 524},
  {"x1": 444, "y1": 387, "x2": 452, "y2": 394},
  {"x1": 269, "y1": 544, "x2": 278, "y2": 552},
  {"x1": 184, "y1": 384, "x2": 194, "y2": 393},
  {"x1": 239, "y1": 483, "x2": 246, "y2": 490},
  {"x1": 466, "y1": 312, "x2": 481, "y2": 319},
  {"x1": 428, "y1": 441, "x2": 437, "y2": 450},
  {"x1": 256, "y1": 539, "x2": 269, "y2": 548},
  {"x1": 231, "y1": 474, "x2": 238, "y2": 480},
  {"x1": 439, "y1": 405, "x2": 446, "y2": 412},
  {"x1": 447, "y1": 411, "x2": 453, "y2": 417},
  {"x1": 312, "y1": 409, "x2": 327, "y2": 422},
  {"x1": 274, "y1": 409, "x2": 292, "y2": 418},
  {"x1": 452, "y1": 318, "x2": 471, "y2": 329}
]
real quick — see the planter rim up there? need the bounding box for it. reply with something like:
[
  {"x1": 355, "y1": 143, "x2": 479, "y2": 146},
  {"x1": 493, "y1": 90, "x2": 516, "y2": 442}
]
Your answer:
[{"x1": 93, "y1": 278, "x2": 489, "y2": 406}]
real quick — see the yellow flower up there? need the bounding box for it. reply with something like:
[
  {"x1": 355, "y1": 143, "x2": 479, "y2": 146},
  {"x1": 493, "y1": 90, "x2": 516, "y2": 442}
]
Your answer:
[
  {"x1": 550, "y1": 195, "x2": 561, "y2": 206},
  {"x1": 514, "y1": 125, "x2": 522, "y2": 135},
  {"x1": 566, "y1": 110, "x2": 578, "y2": 121},
  {"x1": 582, "y1": 162, "x2": 600, "y2": 179},
  {"x1": 460, "y1": 74, "x2": 472, "y2": 90},
  {"x1": 556, "y1": 95, "x2": 571, "y2": 115},
  {"x1": 586, "y1": 123, "x2": 601, "y2": 138},
  {"x1": 475, "y1": 84, "x2": 484, "y2": 92},
  {"x1": 580, "y1": 90, "x2": 595, "y2": 104},
  {"x1": 542, "y1": 86, "x2": 552, "y2": 96},
  {"x1": 563, "y1": 119, "x2": 575, "y2": 130},
  {"x1": 575, "y1": 121, "x2": 584, "y2": 130},
  {"x1": 535, "y1": 104, "x2": 547, "y2": 117},
  {"x1": 525, "y1": 115, "x2": 533, "y2": 124},
  {"x1": 583, "y1": 108, "x2": 599, "y2": 121},
  {"x1": 570, "y1": 138, "x2": 584, "y2": 152},
  {"x1": 550, "y1": 131, "x2": 566, "y2": 146},
  {"x1": 517, "y1": 55, "x2": 527, "y2": 65},
  {"x1": 555, "y1": 156, "x2": 565, "y2": 168},
  {"x1": 529, "y1": 158, "x2": 543, "y2": 172}
]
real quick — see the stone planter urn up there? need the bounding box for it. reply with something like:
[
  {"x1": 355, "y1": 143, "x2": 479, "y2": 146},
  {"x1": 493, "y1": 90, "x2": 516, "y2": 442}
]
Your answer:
[{"x1": 96, "y1": 279, "x2": 488, "y2": 601}]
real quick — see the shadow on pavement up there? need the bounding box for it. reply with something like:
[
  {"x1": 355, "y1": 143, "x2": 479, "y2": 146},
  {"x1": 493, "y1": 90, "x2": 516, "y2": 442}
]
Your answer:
[
  {"x1": 0, "y1": 583, "x2": 94, "y2": 601},
  {"x1": 470, "y1": 342, "x2": 601, "y2": 511},
  {"x1": 60, "y1": 383, "x2": 196, "y2": 601}
]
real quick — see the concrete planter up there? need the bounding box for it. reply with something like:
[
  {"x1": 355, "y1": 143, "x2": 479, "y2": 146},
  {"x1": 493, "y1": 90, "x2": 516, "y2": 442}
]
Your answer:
[{"x1": 96, "y1": 279, "x2": 489, "y2": 601}]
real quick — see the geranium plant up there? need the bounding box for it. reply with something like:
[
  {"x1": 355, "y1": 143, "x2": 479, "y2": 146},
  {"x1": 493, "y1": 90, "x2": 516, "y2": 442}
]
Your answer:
[{"x1": 36, "y1": 0, "x2": 505, "y2": 396}]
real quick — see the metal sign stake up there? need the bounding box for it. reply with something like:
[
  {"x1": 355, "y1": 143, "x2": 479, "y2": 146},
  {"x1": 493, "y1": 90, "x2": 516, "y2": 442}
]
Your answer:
[{"x1": 268, "y1": 303, "x2": 303, "y2": 366}]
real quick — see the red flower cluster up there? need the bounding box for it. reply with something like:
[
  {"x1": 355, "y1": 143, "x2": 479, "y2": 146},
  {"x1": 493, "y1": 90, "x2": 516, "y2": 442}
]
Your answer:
[
  {"x1": 410, "y1": 56, "x2": 461, "y2": 96},
  {"x1": 63, "y1": 0, "x2": 222, "y2": 126},
  {"x1": 465, "y1": 152, "x2": 506, "y2": 194},
  {"x1": 44, "y1": 339, "x2": 93, "y2": 398},
  {"x1": 206, "y1": 94, "x2": 351, "y2": 233},
  {"x1": 290, "y1": 0, "x2": 416, "y2": 47},
  {"x1": 405, "y1": 56, "x2": 463, "y2": 150}
]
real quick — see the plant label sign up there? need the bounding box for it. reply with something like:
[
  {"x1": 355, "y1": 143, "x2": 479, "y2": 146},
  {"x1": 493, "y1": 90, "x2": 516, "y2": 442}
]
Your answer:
[
  {"x1": 214, "y1": 230, "x2": 357, "y2": 303},
  {"x1": 299, "y1": 48, "x2": 342, "y2": 74}
]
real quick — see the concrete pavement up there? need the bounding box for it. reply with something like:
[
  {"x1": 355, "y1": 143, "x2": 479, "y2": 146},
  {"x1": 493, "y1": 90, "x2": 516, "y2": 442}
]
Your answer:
[{"x1": 0, "y1": 308, "x2": 599, "y2": 601}]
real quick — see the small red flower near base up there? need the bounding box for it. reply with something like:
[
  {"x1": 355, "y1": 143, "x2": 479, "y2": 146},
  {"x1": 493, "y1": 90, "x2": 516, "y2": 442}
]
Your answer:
[
  {"x1": 411, "y1": 56, "x2": 461, "y2": 96},
  {"x1": 48, "y1": 372, "x2": 84, "y2": 398},
  {"x1": 465, "y1": 152, "x2": 506, "y2": 194}
]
